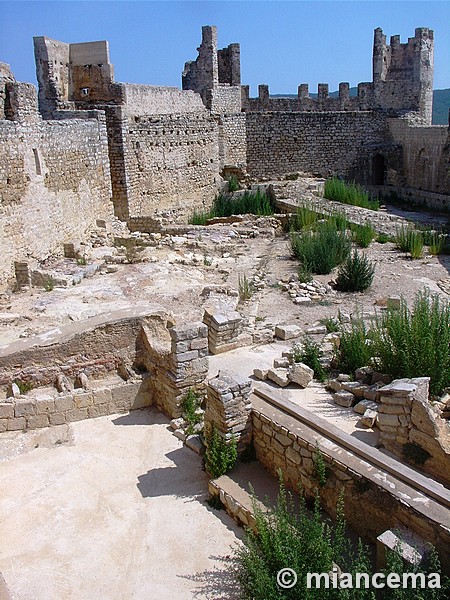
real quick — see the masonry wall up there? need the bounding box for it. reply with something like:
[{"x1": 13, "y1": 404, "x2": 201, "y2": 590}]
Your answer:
[
  {"x1": 389, "y1": 119, "x2": 449, "y2": 195},
  {"x1": 0, "y1": 110, "x2": 113, "y2": 287},
  {"x1": 246, "y1": 111, "x2": 390, "y2": 179}
]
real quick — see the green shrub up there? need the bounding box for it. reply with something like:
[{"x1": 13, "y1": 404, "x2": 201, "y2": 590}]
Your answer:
[
  {"x1": 213, "y1": 190, "x2": 275, "y2": 217},
  {"x1": 313, "y1": 446, "x2": 328, "y2": 487},
  {"x1": 289, "y1": 205, "x2": 320, "y2": 231},
  {"x1": 14, "y1": 380, "x2": 34, "y2": 395},
  {"x1": 205, "y1": 426, "x2": 237, "y2": 478},
  {"x1": 335, "y1": 319, "x2": 373, "y2": 376},
  {"x1": 291, "y1": 221, "x2": 351, "y2": 275},
  {"x1": 44, "y1": 279, "x2": 55, "y2": 292},
  {"x1": 293, "y1": 337, "x2": 328, "y2": 382},
  {"x1": 350, "y1": 222, "x2": 376, "y2": 248},
  {"x1": 335, "y1": 250, "x2": 375, "y2": 292},
  {"x1": 373, "y1": 291, "x2": 450, "y2": 396},
  {"x1": 181, "y1": 388, "x2": 202, "y2": 436},
  {"x1": 324, "y1": 177, "x2": 379, "y2": 210},
  {"x1": 395, "y1": 225, "x2": 424, "y2": 258},
  {"x1": 190, "y1": 210, "x2": 212, "y2": 225},
  {"x1": 298, "y1": 263, "x2": 312, "y2": 283}
]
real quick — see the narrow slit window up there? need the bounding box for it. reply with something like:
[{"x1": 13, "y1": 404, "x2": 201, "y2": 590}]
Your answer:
[{"x1": 33, "y1": 149, "x2": 42, "y2": 176}]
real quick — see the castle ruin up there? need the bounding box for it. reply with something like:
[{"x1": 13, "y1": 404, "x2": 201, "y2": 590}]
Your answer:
[{"x1": 0, "y1": 25, "x2": 448, "y2": 287}]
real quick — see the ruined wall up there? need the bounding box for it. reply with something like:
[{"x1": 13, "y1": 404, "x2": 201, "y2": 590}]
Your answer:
[
  {"x1": 389, "y1": 119, "x2": 449, "y2": 195},
  {"x1": 0, "y1": 86, "x2": 112, "y2": 286},
  {"x1": 246, "y1": 111, "x2": 390, "y2": 179}
]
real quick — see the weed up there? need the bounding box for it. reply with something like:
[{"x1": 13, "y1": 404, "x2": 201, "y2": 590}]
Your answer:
[
  {"x1": 238, "y1": 274, "x2": 254, "y2": 301},
  {"x1": 324, "y1": 177, "x2": 379, "y2": 210},
  {"x1": 428, "y1": 232, "x2": 445, "y2": 256},
  {"x1": 335, "y1": 250, "x2": 375, "y2": 292},
  {"x1": 350, "y1": 222, "x2": 376, "y2": 248},
  {"x1": 293, "y1": 336, "x2": 328, "y2": 382},
  {"x1": 402, "y1": 442, "x2": 431, "y2": 466},
  {"x1": 44, "y1": 279, "x2": 54, "y2": 292},
  {"x1": 335, "y1": 318, "x2": 373, "y2": 376},
  {"x1": 227, "y1": 174, "x2": 240, "y2": 192},
  {"x1": 189, "y1": 190, "x2": 275, "y2": 224},
  {"x1": 313, "y1": 446, "x2": 328, "y2": 487},
  {"x1": 291, "y1": 221, "x2": 351, "y2": 275},
  {"x1": 320, "y1": 317, "x2": 340, "y2": 333},
  {"x1": 205, "y1": 426, "x2": 237, "y2": 478},
  {"x1": 14, "y1": 380, "x2": 34, "y2": 394},
  {"x1": 181, "y1": 388, "x2": 203, "y2": 436},
  {"x1": 76, "y1": 256, "x2": 87, "y2": 266},
  {"x1": 373, "y1": 291, "x2": 450, "y2": 396},
  {"x1": 203, "y1": 254, "x2": 212, "y2": 266},
  {"x1": 395, "y1": 225, "x2": 423, "y2": 258},
  {"x1": 297, "y1": 263, "x2": 312, "y2": 283},
  {"x1": 376, "y1": 232, "x2": 392, "y2": 244}
]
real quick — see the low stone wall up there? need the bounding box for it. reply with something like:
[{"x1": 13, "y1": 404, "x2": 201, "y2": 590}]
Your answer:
[
  {"x1": 0, "y1": 378, "x2": 151, "y2": 433},
  {"x1": 378, "y1": 378, "x2": 450, "y2": 487},
  {"x1": 204, "y1": 372, "x2": 252, "y2": 453},
  {"x1": 251, "y1": 393, "x2": 450, "y2": 571},
  {"x1": 203, "y1": 309, "x2": 243, "y2": 354}
]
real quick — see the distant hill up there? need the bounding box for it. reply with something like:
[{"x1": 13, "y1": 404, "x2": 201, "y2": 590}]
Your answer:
[{"x1": 271, "y1": 88, "x2": 450, "y2": 125}]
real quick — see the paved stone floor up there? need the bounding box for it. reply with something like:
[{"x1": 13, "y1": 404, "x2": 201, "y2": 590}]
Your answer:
[{"x1": 0, "y1": 408, "x2": 242, "y2": 600}]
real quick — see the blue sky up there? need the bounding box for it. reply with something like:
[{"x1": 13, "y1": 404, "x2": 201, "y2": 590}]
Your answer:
[{"x1": 2, "y1": 1, "x2": 449, "y2": 94}]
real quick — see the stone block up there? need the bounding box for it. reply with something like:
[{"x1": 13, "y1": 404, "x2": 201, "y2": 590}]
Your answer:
[
  {"x1": 0, "y1": 402, "x2": 14, "y2": 419},
  {"x1": 185, "y1": 434, "x2": 205, "y2": 455},
  {"x1": 306, "y1": 325, "x2": 327, "y2": 335},
  {"x1": 49, "y1": 413, "x2": 66, "y2": 425},
  {"x1": 411, "y1": 398, "x2": 439, "y2": 437},
  {"x1": 353, "y1": 399, "x2": 378, "y2": 415},
  {"x1": 288, "y1": 362, "x2": 314, "y2": 388},
  {"x1": 93, "y1": 388, "x2": 112, "y2": 405},
  {"x1": 274, "y1": 357, "x2": 290, "y2": 369},
  {"x1": 170, "y1": 322, "x2": 207, "y2": 342},
  {"x1": 87, "y1": 405, "x2": 108, "y2": 419},
  {"x1": 35, "y1": 397, "x2": 55, "y2": 414},
  {"x1": 267, "y1": 368, "x2": 290, "y2": 387},
  {"x1": 253, "y1": 368, "x2": 268, "y2": 381},
  {"x1": 377, "y1": 413, "x2": 400, "y2": 427},
  {"x1": 341, "y1": 381, "x2": 368, "y2": 398},
  {"x1": 0, "y1": 419, "x2": 7, "y2": 433},
  {"x1": 14, "y1": 399, "x2": 37, "y2": 418},
  {"x1": 333, "y1": 391, "x2": 356, "y2": 408},
  {"x1": 73, "y1": 392, "x2": 93, "y2": 409},
  {"x1": 66, "y1": 408, "x2": 89, "y2": 423},
  {"x1": 190, "y1": 337, "x2": 208, "y2": 351},
  {"x1": 176, "y1": 350, "x2": 199, "y2": 363},
  {"x1": 355, "y1": 366, "x2": 374, "y2": 384},
  {"x1": 174, "y1": 429, "x2": 187, "y2": 442},
  {"x1": 363, "y1": 382, "x2": 384, "y2": 402},
  {"x1": 55, "y1": 395, "x2": 75, "y2": 412},
  {"x1": 7, "y1": 417, "x2": 26, "y2": 431},
  {"x1": 359, "y1": 409, "x2": 378, "y2": 428},
  {"x1": 326, "y1": 378, "x2": 342, "y2": 392},
  {"x1": 274, "y1": 324, "x2": 301, "y2": 340},
  {"x1": 27, "y1": 414, "x2": 49, "y2": 429}
]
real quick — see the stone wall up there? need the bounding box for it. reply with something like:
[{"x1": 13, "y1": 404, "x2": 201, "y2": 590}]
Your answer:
[
  {"x1": 246, "y1": 111, "x2": 390, "y2": 180},
  {"x1": 389, "y1": 119, "x2": 449, "y2": 196},
  {"x1": 251, "y1": 396, "x2": 450, "y2": 571},
  {"x1": 378, "y1": 378, "x2": 450, "y2": 487},
  {"x1": 217, "y1": 113, "x2": 246, "y2": 171},
  {"x1": 125, "y1": 110, "x2": 220, "y2": 217},
  {"x1": 0, "y1": 84, "x2": 113, "y2": 287},
  {"x1": 0, "y1": 378, "x2": 152, "y2": 433}
]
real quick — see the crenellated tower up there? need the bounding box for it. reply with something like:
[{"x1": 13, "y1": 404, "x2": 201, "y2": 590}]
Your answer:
[{"x1": 372, "y1": 27, "x2": 434, "y2": 123}]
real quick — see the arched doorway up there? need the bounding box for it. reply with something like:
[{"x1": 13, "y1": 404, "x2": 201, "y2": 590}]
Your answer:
[{"x1": 372, "y1": 154, "x2": 385, "y2": 185}]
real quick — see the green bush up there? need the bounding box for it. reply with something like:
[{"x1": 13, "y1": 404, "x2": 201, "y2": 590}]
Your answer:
[
  {"x1": 239, "y1": 273, "x2": 254, "y2": 301},
  {"x1": 428, "y1": 232, "x2": 445, "y2": 256},
  {"x1": 320, "y1": 317, "x2": 340, "y2": 333},
  {"x1": 376, "y1": 232, "x2": 392, "y2": 244},
  {"x1": 335, "y1": 319, "x2": 373, "y2": 376},
  {"x1": 373, "y1": 291, "x2": 450, "y2": 396},
  {"x1": 350, "y1": 222, "x2": 376, "y2": 248},
  {"x1": 291, "y1": 221, "x2": 351, "y2": 275},
  {"x1": 205, "y1": 426, "x2": 237, "y2": 478},
  {"x1": 335, "y1": 250, "x2": 375, "y2": 292},
  {"x1": 292, "y1": 337, "x2": 328, "y2": 382},
  {"x1": 324, "y1": 177, "x2": 379, "y2": 210},
  {"x1": 289, "y1": 205, "x2": 320, "y2": 231}
]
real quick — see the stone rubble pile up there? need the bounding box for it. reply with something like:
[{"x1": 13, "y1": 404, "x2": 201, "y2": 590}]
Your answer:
[
  {"x1": 253, "y1": 350, "x2": 314, "y2": 389},
  {"x1": 279, "y1": 275, "x2": 334, "y2": 305}
]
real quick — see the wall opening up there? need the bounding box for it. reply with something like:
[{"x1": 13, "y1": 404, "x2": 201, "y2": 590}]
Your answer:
[
  {"x1": 33, "y1": 149, "x2": 42, "y2": 176},
  {"x1": 372, "y1": 154, "x2": 385, "y2": 185}
]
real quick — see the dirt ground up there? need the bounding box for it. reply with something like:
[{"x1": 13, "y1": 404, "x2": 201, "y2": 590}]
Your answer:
[{"x1": 0, "y1": 190, "x2": 448, "y2": 349}]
